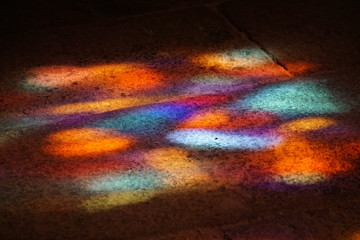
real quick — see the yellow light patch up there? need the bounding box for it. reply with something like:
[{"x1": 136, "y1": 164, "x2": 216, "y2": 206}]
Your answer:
[
  {"x1": 81, "y1": 191, "x2": 156, "y2": 212},
  {"x1": 145, "y1": 148, "x2": 209, "y2": 186},
  {"x1": 44, "y1": 128, "x2": 134, "y2": 157},
  {"x1": 280, "y1": 117, "x2": 336, "y2": 132},
  {"x1": 192, "y1": 49, "x2": 271, "y2": 70},
  {"x1": 273, "y1": 173, "x2": 326, "y2": 185}
]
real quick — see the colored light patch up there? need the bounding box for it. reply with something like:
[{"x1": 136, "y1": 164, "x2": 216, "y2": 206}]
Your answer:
[
  {"x1": 24, "y1": 64, "x2": 165, "y2": 93},
  {"x1": 86, "y1": 171, "x2": 165, "y2": 192},
  {"x1": 179, "y1": 109, "x2": 278, "y2": 130},
  {"x1": 166, "y1": 129, "x2": 282, "y2": 150},
  {"x1": 82, "y1": 191, "x2": 157, "y2": 212},
  {"x1": 237, "y1": 81, "x2": 349, "y2": 116},
  {"x1": 351, "y1": 232, "x2": 360, "y2": 240},
  {"x1": 145, "y1": 148, "x2": 209, "y2": 186},
  {"x1": 178, "y1": 94, "x2": 234, "y2": 107},
  {"x1": 24, "y1": 65, "x2": 82, "y2": 89},
  {"x1": 180, "y1": 109, "x2": 231, "y2": 129},
  {"x1": 190, "y1": 74, "x2": 241, "y2": 85},
  {"x1": 285, "y1": 61, "x2": 318, "y2": 75},
  {"x1": 91, "y1": 102, "x2": 195, "y2": 135},
  {"x1": 273, "y1": 173, "x2": 326, "y2": 185},
  {"x1": 271, "y1": 137, "x2": 354, "y2": 185},
  {"x1": 194, "y1": 48, "x2": 271, "y2": 69},
  {"x1": 88, "y1": 64, "x2": 165, "y2": 92},
  {"x1": 41, "y1": 96, "x2": 173, "y2": 115},
  {"x1": 280, "y1": 117, "x2": 336, "y2": 132},
  {"x1": 218, "y1": 62, "x2": 292, "y2": 80},
  {"x1": 44, "y1": 128, "x2": 134, "y2": 157}
]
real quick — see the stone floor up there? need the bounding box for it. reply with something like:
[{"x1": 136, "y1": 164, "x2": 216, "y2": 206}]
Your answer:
[{"x1": 0, "y1": 1, "x2": 359, "y2": 239}]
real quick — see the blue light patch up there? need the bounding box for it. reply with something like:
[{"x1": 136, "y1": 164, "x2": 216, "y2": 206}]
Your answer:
[
  {"x1": 91, "y1": 103, "x2": 195, "y2": 135},
  {"x1": 166, "y1": 129, "x2": 282, "y2": 150},
  {"x1": 235, "y1": 81, "x2": 349, "y2": 116},
  {"x1": 87, "y1": 170, "x2": 166, "y2": 192}
]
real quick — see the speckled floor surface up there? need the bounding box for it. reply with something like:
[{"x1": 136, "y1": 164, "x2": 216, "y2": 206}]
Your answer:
[{"x1": 1, "y1": 1, "x2": 360, "y2": 239}]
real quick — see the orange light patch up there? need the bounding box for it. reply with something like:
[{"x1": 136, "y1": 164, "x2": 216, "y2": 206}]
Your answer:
[
  {"x1": 44, "y1": 128, "x2": 134, "y2": 157},
  {"x1": 145, "y1": 148, "x2": 209, "y2": 186},
  {"x1": 179, "y1": 109, "x2": 278, "y2": 130},
  {"x1": 87, "y1": 64, "x2": 165, "y2": 92},
  {"x1": 41, "y1": 96, "x2": 172, "y2": 115},
  {"x1": 272, "y1": 137, "x2": 354, "y2": 180},
  {"x1": 219, "y1": 63, "x2": 292, "y2": 80},
  {"x1": 351, "y1": 232, "x2": 360, "y2": 240},
  {"x1": 285, "y1": 61, "x2": 318, "y2": 75},
  {"x1": 26, "y1": 64, "x2": 165, "y2": 93},
  {"x1": 280, "y1": 117, "x2": 336, "y2": 133}
]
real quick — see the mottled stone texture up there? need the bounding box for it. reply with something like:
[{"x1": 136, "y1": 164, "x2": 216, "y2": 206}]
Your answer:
[
  {"x1": 1, "y1": 1, "x2": 360, "y2": 240},
  {"x1": 221, "y1": 0, "x2": 360, "y2": 73}
]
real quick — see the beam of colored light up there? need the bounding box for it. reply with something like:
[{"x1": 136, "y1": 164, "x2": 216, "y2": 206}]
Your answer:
[
  {"x1": 217, "y1": 62, "x2": 292, "y2": 80},
  {"x1": 23, "y1": 64, "x2": 165, "y2": 93},
  {"x1": 39, "y1": 96, "x2": 175, "y2": 115},
  {"x1": 179, "y1": 109, "x2": 278, "y2": 130},
  {"x1": 81, "y1": 190, "x2": 157, "y2": 212},
  {"x1": 91, "y1": 102, "x2": 198, "y2": 135},
  {"x1": 43, "y1": 128, "x2": 134, "y2": 157},
  {"x1": 280, "y1": 117, "x2": 336, "y2": 133},
  {"x1": 144, "y1": 148, "x2": 209, "y2": 186},
  {"x1": 86, "y1": 170, "x2": 166, "y2": 192},
  {"x1": 166, "y1": 129, "x2": 282, "y2": 150},
  {"x1": 192, "y1": 48, "x2": 272, "y2": 69},
  {"x1": 236, "y1": 81, "x2": 349, "y2": 116},
  {"x1": 177, "y1": 94, "x2": 235, "y2": 107},
  {"x1": 271, "y1": 137, "x2": 354, "y2": 185}
]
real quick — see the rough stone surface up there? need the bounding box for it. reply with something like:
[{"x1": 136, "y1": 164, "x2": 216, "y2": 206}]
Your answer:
[
  {"x1": 221, "y1": 0, "x2": 360, "y2": 74},
  {"x1": 0, "y1": 1, "x2": 359, "y2": 240}
]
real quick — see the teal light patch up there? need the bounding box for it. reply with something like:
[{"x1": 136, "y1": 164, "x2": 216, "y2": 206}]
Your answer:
[
  {"x1": 236, "y1": 81, "x2": 349, "y2": 116},
  {"x1": 87, "y1": 171, "x2": 166, "y2": 192}
]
